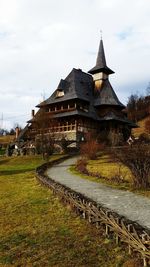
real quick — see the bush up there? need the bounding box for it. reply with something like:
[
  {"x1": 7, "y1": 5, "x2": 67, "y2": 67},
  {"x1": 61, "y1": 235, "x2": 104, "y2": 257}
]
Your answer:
[
  {"x1": 80, "y1": 133, "x2": 104, "y2": 159},
  {"x1": 112, "y1": 145, "x2": 150, "y2": 189},
  {"x1": 76, "y1": 159, "x2": 88, "y2": 174},
  {"x1": 138, "y1": 133, "x2": 150, "y2": 144}
]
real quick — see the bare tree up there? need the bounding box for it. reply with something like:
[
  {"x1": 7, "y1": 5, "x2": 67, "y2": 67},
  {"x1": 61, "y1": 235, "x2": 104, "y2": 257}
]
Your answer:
[
  {"x1": 34, "y1": 106, "x2": 56, "y2": 159},
  {"x1": 127, "y1": 94, "x2": 139, "y2": 121},
  {"x1": 146, "y1": 82, "x2": 150, "y2": 96},
  {"x1": 80, "y1": 133, "x2": 104, "y2": 160},
  {"x1": 112, "y1": 145, "x2": 150, "y2": 189},
  {"x1": 127, "y1": 93, "x2": 150, "y2": 122}
]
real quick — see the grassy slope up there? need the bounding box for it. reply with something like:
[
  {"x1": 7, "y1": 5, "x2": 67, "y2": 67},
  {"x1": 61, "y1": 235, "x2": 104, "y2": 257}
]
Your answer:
[
  {"x1": 0, "y1": 155, "x2": 131, "y2": 267},
  {"x1": 0, "y1": 135, "x2": 15, "y2": 155},
  {"x1": 87, "y1": 155, "x2": 132, "y2": 182},
  {"x1": 0, "y1": 135, "x2": 15, "y2": 144},
  {"x1": 132, "y1": 116, "x2": 150, "y2": 137}
]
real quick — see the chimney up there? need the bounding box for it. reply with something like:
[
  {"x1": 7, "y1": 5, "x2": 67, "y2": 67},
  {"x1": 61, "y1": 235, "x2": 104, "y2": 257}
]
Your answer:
[{"x1": 31, "y1": 109, "x2": 35, "y2": 117}]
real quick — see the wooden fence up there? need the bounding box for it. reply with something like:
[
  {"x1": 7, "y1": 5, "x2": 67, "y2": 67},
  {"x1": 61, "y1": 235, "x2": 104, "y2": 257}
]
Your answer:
[{"x1": 36, "y1": 157, "x2": 150, "y2": 266}]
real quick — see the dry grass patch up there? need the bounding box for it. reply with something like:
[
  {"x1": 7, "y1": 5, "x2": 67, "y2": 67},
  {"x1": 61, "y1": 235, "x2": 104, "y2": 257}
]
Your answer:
[
  {"x1": 132, "y1": 117, "x2": 150, "y2": 137},
  {"x1": 71, "y1": 154, "x2": 150, "y2": 197},
  {"x1": 0, "y1": 135, "x2": 15, "y2": 144},
  {"x1": 87, "y1": 154, "x2": 132, "y2": 182}
]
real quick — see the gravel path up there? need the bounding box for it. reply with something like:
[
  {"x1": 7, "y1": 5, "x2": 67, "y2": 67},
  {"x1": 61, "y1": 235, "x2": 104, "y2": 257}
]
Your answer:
[{"x1": 46, "y1": 157, "x2": 150, "y2": 230}]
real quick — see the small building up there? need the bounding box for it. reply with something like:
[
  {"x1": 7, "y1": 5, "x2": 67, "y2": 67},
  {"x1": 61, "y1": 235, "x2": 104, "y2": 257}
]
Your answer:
[{"x1": 20, "y1": 38, "x2": 136, "y2": 146}]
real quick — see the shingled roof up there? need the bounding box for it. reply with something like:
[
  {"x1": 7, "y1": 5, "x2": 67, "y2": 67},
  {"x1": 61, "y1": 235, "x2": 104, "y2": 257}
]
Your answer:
[
  {"x1": 99, "y1": 111, "x2": 137, "y2": 127},
  {"x1": 37, "y1": 68, "x2": 93, "y2": 107},
  {"x1": 94, "y1": 79, "x2": 125, "y2": 108},
  {"x1": 88, "y1": 39, "x2": 114, "y2": 75}
]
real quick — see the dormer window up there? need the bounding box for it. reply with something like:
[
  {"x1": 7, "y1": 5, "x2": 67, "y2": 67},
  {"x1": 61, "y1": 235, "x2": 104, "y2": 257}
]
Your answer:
[{"x1": 56, "y1": 90, "x2": 64, "y2": 98}]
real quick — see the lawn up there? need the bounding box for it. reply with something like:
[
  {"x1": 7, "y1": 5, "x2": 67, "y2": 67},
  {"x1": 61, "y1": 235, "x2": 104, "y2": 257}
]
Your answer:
[
  {"x1": 87, "y1": 154, "x2": 132, "y2": 182},
  {"x1": 0, "y1": 155, "x2": 132, "y2": 267}
]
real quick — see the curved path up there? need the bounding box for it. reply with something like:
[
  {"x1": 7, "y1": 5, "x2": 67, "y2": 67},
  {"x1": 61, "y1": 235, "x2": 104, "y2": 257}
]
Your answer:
[{"x1": 46, "y1": 157, "x2": 150, "y2": 230}]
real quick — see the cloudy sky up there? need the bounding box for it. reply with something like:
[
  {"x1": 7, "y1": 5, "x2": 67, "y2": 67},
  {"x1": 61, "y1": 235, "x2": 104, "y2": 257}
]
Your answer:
[{"x1": 0, "y1": 0, "x2": 150, "y2": 129}]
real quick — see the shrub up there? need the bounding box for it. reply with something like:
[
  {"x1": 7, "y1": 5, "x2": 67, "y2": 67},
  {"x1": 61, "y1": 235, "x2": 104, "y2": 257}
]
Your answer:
[
  {"x1": 76, "y1": 159, "x2": 88, "y2": 174},
  {"x1": 80, "y1": 133, "x2": 104, "y2": 159},
  {"x1": 138, "y1": 133, "x2": 150, "y2": 144},
  {"x1": 112, "y1": 145, "x2": 150, "y2": 189}
]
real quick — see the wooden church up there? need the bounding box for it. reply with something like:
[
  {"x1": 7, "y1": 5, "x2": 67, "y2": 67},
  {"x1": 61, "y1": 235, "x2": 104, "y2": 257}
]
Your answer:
[{"x1": 20, "y1": 38, "x2": 136, "y2": 146}]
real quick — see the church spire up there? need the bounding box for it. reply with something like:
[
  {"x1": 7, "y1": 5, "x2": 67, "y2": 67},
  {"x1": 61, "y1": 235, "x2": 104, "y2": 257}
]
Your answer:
[
  {"x1": 96, "y1": 39, "x2": 107, "y2": 69},
  {"x1": 88, "y1": 38, "x2": 114, "y2": 75}
]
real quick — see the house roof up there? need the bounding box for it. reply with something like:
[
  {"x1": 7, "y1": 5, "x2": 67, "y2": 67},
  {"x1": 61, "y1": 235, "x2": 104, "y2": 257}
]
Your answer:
[
  {"x1": 99, "y1": 111, "x2": 137, "y2": 127},
  {"x1": 37, "y1": 68, "x2": 93, "y2": 107},
  {"x1": 88, "y1": 39, "x2": 114, "y2": 75},
  {"x1": 94, "y1": 79, "x2": 125, "y2": 108},
  {"x1": 53, "y1": 109, "x2": 97, "y2": 120},
  {"x1": 17, "y1": 124, "x2": 30, "y2": 140}
]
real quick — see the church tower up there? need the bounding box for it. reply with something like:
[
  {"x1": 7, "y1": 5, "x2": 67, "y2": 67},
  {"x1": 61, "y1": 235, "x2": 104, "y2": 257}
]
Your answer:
[
  {"x1": 88, "y1": 38, "x2": 114, "y2": 90},
  {"x1": 20, "y1": 36, "x2": 136, "y2": 146}
]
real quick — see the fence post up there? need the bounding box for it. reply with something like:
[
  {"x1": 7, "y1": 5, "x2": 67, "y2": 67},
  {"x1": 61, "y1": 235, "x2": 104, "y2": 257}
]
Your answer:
[
  {"x1": 115, "y1": 218, "x2": 120, "y2": 245},
  {"x1": 105, "y1": 211, "x2": 110, "y2": 237},
  {"x1": 127, "y1": 224, "x2": 132, "y2": 255}
]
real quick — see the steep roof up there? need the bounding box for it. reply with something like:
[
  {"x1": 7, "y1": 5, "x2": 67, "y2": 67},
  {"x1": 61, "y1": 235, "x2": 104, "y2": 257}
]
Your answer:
[
  {"x1": 94, "y1": 79, "x2": 125, "y2": 108},
  {"x1": 88, "y1": 39, "x2": 114, "y2": 75},
  {"x1": 37, "y1": 68, "x2": 93, "y2": 107}
]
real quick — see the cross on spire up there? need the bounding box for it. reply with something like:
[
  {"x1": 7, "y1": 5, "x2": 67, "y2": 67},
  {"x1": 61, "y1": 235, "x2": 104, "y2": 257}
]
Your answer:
[
  {"x1": 100, "y1": 30, "x2": 103, "y2": 40},
  {"x1": 88, "y1": 37, "x2": 114, "y2": 75}
]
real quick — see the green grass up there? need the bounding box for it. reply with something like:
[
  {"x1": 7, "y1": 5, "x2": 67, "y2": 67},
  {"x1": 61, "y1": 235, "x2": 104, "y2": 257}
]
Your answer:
[
  {"x1": 0, "y1": 149, "x2": 5, "y2": 156},
  {"x1": 0, "y1": 155, "x2": 131, "y2": 266}
]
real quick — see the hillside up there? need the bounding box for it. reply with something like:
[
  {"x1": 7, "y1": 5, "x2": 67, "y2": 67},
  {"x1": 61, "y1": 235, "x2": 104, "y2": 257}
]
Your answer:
[
  {"x1": 0, "y1": 135, "x2": 15, "y2": 155},
  {"x1": 132, "y1": 115, "x2": 150, "y2": 137},
  {"x1": 0, "y1": 135, "x2": 15, "y2": 145}
]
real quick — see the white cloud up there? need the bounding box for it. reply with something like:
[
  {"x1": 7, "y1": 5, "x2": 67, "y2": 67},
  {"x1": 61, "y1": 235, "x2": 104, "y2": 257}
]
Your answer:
[{"x1": 0, "y1": 0, "x2": 150, "y2": 129}]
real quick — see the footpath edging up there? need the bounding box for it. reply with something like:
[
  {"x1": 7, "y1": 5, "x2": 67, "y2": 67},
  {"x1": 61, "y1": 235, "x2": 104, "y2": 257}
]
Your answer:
[{"x1": 36, "y1": 156, "x2": 150, "y2": 267}]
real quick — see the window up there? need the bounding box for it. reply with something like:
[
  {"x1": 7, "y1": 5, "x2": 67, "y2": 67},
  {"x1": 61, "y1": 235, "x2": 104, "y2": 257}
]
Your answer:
[{"x1": 56, "y1": 90, "x2": 64, "y2": 98}]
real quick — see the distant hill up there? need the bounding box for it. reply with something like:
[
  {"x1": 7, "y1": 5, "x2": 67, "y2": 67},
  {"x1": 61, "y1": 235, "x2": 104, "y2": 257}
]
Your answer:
[
  {"x1": 0, "y1": 135, "x2": 15, "y2": 155},
  {"x1": 132, "y1": 115, "x2": 150, "y2": 137},
  {"x1": 127, "y1": 95, "x2": 150, "y2": 123},
  {"x1": 0, "y1": 135, "x2": 15, "y2": 145}
]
